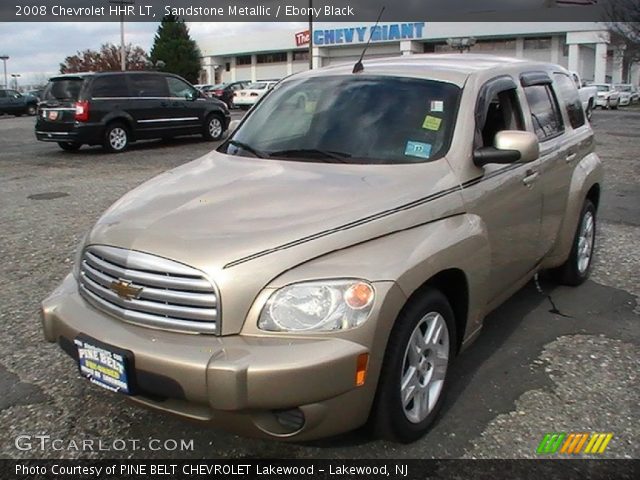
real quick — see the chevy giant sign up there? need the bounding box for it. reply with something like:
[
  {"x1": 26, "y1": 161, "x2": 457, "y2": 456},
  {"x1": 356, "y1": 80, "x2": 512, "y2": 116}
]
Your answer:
[{"x1": 295, "y1": 23, "x2": 426, "y2": 47}]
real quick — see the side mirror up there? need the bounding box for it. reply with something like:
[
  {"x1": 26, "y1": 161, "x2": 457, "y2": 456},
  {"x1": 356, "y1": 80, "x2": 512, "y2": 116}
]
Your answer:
[
  {"x1": 473, "y1": 130, "x2": 539, "y2": 167},
  {"x1": 14, "y1": 93, "x2": 22, "y2": 98},
  {"x1": 186, "y1": 90, "x2": 198, "y2": 101}
]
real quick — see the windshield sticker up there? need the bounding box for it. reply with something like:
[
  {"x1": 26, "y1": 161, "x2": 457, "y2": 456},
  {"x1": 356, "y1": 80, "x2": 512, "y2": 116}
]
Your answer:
[
  {"x1": 404, "y1": 141, "x2": 432, "y2": 159},
  {"x1": 422, "y1": 115, "x2": 442, "y2": 131},
  {"x1": 430, "y1": 100, "x2": 444, "y2": 112}
]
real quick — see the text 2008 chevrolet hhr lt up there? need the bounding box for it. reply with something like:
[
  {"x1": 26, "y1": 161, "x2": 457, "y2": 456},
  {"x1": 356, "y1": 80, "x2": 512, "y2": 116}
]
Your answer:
[{"x1": 42, "y1": 55, "x2": 602, "y2": 442}]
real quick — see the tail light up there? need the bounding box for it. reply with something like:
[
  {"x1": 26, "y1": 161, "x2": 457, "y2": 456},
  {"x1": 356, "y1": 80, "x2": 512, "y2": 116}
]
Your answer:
[
  {"x1": 213, "y1": 89, "x2": 224, "y2": 96},
  {"x1": 75, "y1": 101, "x2": 90, "y2": 122}
]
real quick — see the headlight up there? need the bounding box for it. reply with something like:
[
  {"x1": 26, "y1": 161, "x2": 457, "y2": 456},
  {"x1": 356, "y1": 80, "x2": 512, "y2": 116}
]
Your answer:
[{"x1": 258, "y1": 279, "x2": 375, "y2": 332}]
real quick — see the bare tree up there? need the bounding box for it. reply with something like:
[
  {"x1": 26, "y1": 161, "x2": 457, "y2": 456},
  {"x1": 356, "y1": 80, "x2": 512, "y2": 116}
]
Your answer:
[
  {"x1": 60, "y1": 43, "x2": 150, "y2": 73},
  {"x1": 604, "y1": 1, "x2": 640, "y2": 81}
]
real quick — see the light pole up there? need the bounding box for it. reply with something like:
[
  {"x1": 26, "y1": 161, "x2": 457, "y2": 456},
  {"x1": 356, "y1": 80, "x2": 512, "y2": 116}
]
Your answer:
[
  {"x1": 0, "y1": 55, "x2": 9, "y2": 89},
  {"x1": 308, "y1": 0, "x2": 313, "y2": 70},
  {"x1": 109, "y1": 0, "x2": 135, "y2": 71},
  {"x1": 11, "y1": 73, "x2": 21, "y2": 90}
]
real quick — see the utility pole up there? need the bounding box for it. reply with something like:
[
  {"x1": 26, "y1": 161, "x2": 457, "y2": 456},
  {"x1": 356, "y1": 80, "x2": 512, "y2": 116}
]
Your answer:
[
  {"x1": 0, "y1": 55, "x2": 8, "y2": 89},
  {"x1": 109, "y1": 0, "x2": 134, "y2": 71},
  {"x1": 308, "y1": 0, "x2": 313, "y2": 70}
]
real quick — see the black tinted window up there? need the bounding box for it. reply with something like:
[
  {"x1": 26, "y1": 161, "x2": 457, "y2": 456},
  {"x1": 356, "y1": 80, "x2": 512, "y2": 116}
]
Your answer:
[
  {"x1": 43, "y1": 78, "x2": 84, "y2": 101},
  {"x1": 524, "y1": 84, "x2": 564, "y2": 141},
  {"x1": 129, "y1": 75, "x2": 169, "y2": 97},
  {"x1": 167, "y1": 77, "x2": 194, "y2": 98},
  {"x1": 91, "y1": 75, "x2": 129, "y2": 98},
  {"x1": 553, "y1": 73, "x2": 586, "y2": 129},
  {"x1": 0, "y1": 90, "x2": 6, "y2": 98}
]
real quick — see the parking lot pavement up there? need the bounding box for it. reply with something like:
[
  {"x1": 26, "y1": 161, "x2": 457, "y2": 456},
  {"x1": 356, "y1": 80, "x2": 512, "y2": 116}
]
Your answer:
[{"x1": 0, "y1": 110, "x2": 638, "y2": 459}]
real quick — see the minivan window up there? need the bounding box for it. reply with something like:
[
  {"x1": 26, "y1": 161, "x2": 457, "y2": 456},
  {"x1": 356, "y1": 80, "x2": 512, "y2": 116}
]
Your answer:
[
  {"x1": 129, "y1": 74, "x2": 169, "y2": 98},
  {"x1": 167, "y1": 77, "x2": 195, "y2": 99},
  {"x1": 91, "y1": 75, "x2": 129, "y2": 98},
  {"x1": 43, "y1": 78, "x2": 84, "y2": 102},
  {"x1": 524, "y1": 84, "x2": 564, "y2": 141},
  {"x1": 553, "y1": 73, "x2": 586, "y2": 129},
  {"x1": 223, "y1": 75, "x2": 461, "y2": 164}
]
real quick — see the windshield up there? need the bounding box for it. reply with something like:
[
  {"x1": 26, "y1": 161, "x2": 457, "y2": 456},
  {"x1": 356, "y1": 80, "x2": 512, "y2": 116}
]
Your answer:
[
  {"x1": 246, "y1": 82, "x2": 268, "y2": 90},
  {"x1": 616, "y1": 85, "x2": 631, "y2": 92},
  {"x1": 43, "y1": 78, "x2": 84, "y2": 101},
  {"x1": 221, "y1": 75, "x2": 460, "y2": 164}
]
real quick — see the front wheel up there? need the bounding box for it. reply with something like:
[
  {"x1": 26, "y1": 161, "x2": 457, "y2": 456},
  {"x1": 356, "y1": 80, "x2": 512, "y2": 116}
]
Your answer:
[
  {"x1": 203, "y1": 114, "x2": 224, "y2": 141},
  {"x1": 57, "y1": 142, "x2": 81, "y2": 152},
  {"x1": 554, "y1": 199, "x2": 596, "y2": 286},
  {"x1": 103, "y1": 122, "x2": 129, "y2": 153},
  {"x1": 371, "y1": 289, "x2": 456, "y2": 443}
]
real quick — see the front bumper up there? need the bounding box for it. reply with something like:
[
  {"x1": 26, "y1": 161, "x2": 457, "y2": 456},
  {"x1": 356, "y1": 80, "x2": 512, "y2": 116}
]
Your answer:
[{"x1": 42, "y1": 274, "x2": 394, "y2": 440}]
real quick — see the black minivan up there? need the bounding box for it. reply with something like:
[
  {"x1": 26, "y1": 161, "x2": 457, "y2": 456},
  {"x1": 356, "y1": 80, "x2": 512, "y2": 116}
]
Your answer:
[{"x1": 35, "y1": 71, "x2": 231, "y2": 153}]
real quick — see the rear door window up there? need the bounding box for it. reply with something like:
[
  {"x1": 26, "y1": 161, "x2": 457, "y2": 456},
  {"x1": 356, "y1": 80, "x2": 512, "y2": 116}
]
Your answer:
[
  {"x1": 553, "y1": 73, "x2": 586, "y2": 129},
  {"x1": 43, "y1": 78, "x2": 84, "y2": 102},
  {"x1": 129, "y1": 74, "x2": 169, "y2": 98},
  {"x1": 91, "y1": 75, "x2": 129, "y2": 98},
  {"x1": 524, "y1": 84, "x2": 564, "y2": 141}
]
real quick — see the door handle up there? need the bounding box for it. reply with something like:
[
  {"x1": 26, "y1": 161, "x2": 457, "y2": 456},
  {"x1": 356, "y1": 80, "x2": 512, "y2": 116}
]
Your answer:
[
  {"x1": 522, "y1": 169, "x2": 539, "y2": 187},
  {"x1": 565, "y1": 152, "x2": 577, "y2": 163}
]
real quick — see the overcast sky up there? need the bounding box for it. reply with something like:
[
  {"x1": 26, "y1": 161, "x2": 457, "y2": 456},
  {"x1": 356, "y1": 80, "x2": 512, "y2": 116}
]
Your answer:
[{"x1": 0, "y1": 22, "x2": 302, "y2": 87}]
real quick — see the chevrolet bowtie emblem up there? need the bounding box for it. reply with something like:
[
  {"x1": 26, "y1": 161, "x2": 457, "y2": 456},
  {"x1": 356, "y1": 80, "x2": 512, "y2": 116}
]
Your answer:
[{"x1": 109, "y1": 279, "x2": 143, "y2": 300}]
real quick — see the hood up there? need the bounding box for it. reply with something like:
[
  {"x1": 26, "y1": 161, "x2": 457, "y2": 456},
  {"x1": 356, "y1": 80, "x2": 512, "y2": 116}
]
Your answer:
[{"x1": 87, "y1": 151, "x2": 457, "y2": 273}]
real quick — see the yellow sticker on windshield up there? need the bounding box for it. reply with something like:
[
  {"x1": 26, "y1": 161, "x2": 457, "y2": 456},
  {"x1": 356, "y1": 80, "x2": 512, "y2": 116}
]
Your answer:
[{"x1": 422, "y1": 115, "x2": 442, "y2": 131}]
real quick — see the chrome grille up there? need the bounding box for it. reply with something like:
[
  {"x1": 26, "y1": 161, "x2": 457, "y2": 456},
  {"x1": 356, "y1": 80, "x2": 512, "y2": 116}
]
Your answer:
[{"x1": 78, "y1": 245, "x2": 219, "y2": 334}]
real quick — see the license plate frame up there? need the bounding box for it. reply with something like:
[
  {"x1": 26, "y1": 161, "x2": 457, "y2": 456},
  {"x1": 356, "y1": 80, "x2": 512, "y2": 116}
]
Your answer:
[{"x1": 75, "y1": 335, "x2": 135, "y2": 395}]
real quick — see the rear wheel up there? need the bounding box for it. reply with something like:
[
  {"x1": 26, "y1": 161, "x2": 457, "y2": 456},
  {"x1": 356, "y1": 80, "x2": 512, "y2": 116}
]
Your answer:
[
  {"x1": 103, "y1": 122, "x2": 129, "y2": 153},
  {"x1": 57, "y1": 142, "x2": 81, "y2": 152},
  {"x1": 371, "y1": 289, "x2": 455, "y2": 443},
  {"x1": 554, "y1": 199, "x2": 596, "y2": 286},
  {"x1": 203, "y1": 113, "x2": 224, "y2": 141}
]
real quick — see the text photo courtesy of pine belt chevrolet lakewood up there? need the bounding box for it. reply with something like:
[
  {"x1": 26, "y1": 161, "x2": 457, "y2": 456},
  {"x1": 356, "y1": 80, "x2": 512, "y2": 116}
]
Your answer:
[
  {"x1": 41, "y1": 54, "x2": 602, "y2": 442},
  {"x1": 35, "y1": 71, "x2": 231, "y2": 153}
]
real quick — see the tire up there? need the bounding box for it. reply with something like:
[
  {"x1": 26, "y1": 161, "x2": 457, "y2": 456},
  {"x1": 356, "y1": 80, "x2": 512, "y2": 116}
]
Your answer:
[
  {"x1": 27, "y1": 104, "x2": 37, "y2": 116},
  {"x1": 585, "y1": 101, "x2": 593, "y2": 121},
  {"x1": 239, "y1": 105, "x2": 250, "y2": 111},
  {"x1": 611, "y1": 100, "x2": 618, "y2": 110},
  {"x1": 57, "y1": 142, "x2": 81, "y2": 152},
  {"x1": 103, "y1": 122, "x2": 129, "y2": 153},
  {"x1": 554, "y1": 199, "x2": 596, "y2": 286},
  {"x1": 14, "y1": 113, "x2": 23, "y2": 117},
  {"x1": 203, "y1": 113, "x2": 224, "y2": 141},
  {"x1": 371, "y1": 288, "x2": 456, "y2": 443}
]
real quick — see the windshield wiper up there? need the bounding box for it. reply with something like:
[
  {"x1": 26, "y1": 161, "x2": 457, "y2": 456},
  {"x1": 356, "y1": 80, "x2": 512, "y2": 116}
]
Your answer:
[
  {"x1": 228, "y1": 140, "x2": 269, "y2": 158},
  {"x1": 269, "y1": 149, "x2": 352, "y2": 162}
]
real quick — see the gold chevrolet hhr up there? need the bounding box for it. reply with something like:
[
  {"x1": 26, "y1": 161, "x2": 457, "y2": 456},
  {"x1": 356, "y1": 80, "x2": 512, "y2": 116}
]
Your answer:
[{"x1": 42, "y1": 55, "x2": 602, "y2": 442}]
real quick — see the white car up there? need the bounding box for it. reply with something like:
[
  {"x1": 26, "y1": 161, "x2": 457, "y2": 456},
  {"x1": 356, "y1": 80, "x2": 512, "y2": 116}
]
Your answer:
[
  {"x1": 589, "y1": 83, "x2": 620, "y2": 109},
  {"x1": 233, "y1": 81, "x2": 278, "y2": 110},
  {"x1": 614, "y1": 84, "x2": 636, "y2": 106}
]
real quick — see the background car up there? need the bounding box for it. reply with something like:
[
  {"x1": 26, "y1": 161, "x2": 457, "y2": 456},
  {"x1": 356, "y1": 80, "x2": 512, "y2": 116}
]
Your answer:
[
  {"x1": 35, "y1": 71, "x2": 230, "y2": 153},
  {"x1": 233, "y1": 81, "x2": 278, "y2": 110},
  {"x1": 589, "y1": 83, "x2": 620, "y2": 109},
  {"x1": 25, "y1": 89, "x2": 44, "y2": 102},
  {"x1": 209, "y1": 81, "x2": 249, "y2": 109},
  {"x1": 0, "y1": 89, "x2": 38, "y2": 116},
  {"x1": 614, "y1": 84, "x2": 637, "y2": 105}
]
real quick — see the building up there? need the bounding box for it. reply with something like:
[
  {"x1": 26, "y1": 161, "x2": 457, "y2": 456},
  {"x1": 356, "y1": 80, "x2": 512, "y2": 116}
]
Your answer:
[{"x1": 199, "y1": 22, "x2": 640, "y2": 86}]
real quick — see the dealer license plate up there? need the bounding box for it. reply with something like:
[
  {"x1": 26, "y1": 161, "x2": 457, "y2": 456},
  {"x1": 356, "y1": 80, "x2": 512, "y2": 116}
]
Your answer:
[{"x1": 75, "y1": 337, "x2": 132, "y2": 394}]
